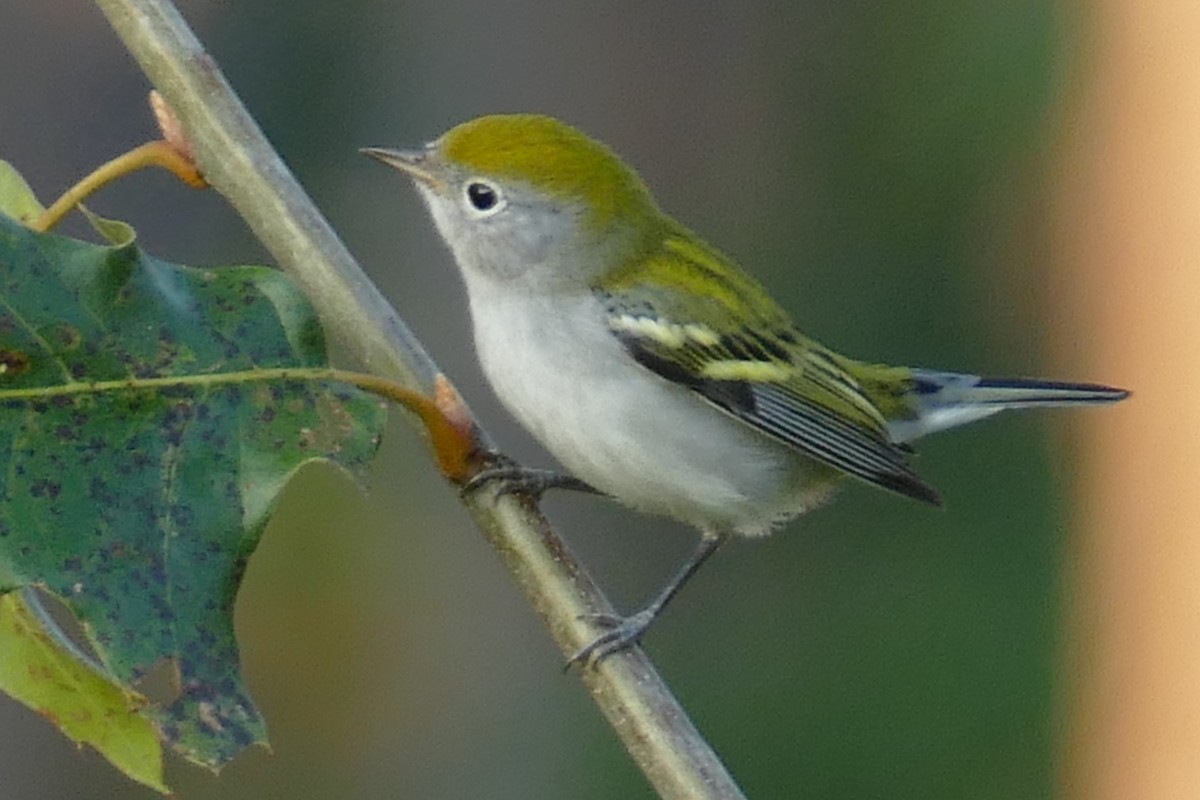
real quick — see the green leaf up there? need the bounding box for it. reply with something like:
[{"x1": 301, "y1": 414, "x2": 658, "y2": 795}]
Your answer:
[
  {"x1": 0, "y1": 593, "x2": 168, "y2": 794},
  {"x1": 80, "y1": 204, "x2": 137, "y2": 248},
  {"x1": 0, "y1": 160, "x2": 47, "y2": 224},
  {"x1": 0, "y1": 175, "x2": 386, "y2": 771}
]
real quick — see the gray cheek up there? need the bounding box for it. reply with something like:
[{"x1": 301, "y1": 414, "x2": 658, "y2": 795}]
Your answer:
[
  {"x1": 423, "y1": 198, "x2": 577, "y2": 283},
  {"x1": 458, "y1": 208, "x2": 564, "y2": 281},
  {"x1": 506, "y1": 206, "x2": 558, "y2": 264}
]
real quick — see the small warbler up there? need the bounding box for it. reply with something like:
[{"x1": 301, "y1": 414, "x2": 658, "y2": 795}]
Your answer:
[{"x1": 364, "y1": 114, "x2": 1128, "y2": 665}]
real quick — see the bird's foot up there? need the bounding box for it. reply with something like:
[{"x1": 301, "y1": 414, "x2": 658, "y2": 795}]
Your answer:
[
  {"x1": 462, "y1": 452, "x2": 600, "y2": 500},
  {"x1": 565, "y1": 607, "x2": 659, "y2": 669}
]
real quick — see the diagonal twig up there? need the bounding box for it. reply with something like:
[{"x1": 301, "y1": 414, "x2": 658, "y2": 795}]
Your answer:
[{"x1": 92, "y1": 1, "x2": 747, "y2": 797}]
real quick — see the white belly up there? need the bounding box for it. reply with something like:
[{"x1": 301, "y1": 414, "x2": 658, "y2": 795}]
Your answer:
[{"x1": 466, "y1": 285, "x2": 835, "y2": 535}]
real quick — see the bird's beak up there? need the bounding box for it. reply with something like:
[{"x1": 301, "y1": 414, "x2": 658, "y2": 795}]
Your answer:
[{"x1": 360, "y1": 146, "x2": 445, "y2": 191}]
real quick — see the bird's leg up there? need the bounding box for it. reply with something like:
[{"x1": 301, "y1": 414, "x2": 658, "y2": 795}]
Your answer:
[
  {"x1": 461, "y1": 451, "x2": 601, "y2": 500},
  {"x1": 567, "y1": 530, "x2": 729, "y2": 668}
]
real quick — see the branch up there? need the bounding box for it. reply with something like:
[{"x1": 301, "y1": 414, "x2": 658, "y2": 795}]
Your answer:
[{"x1": 92, "y1": 1, "x2": 746, "y2": 797}]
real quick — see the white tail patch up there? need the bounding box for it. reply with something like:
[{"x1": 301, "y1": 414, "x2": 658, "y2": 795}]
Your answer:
[{"x1": 887, "y1": 369, "x2": 1128, "y2": 443}]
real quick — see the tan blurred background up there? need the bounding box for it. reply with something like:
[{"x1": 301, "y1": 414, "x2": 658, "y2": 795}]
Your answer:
[
  {"x1": 1054, "y1": 3, "x2": 1200, "y2": 799},
  {"x1": 0, "y1": 1, "x2": 1182, "y2": 798}
]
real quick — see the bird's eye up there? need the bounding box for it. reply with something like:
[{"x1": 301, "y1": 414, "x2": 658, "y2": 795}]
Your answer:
[
  {"x1": 464, "y1": 180, "x2": 504, "y2": 216},
  {"x1": 467, "y1": 183, "x2": 496, "y2": 210}
]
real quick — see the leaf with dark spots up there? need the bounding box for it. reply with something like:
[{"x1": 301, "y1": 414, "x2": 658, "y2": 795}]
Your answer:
[
  {"x1": 0, "y1": 163, "x2": 387, "y2": 781},
  {"x1": 0, "y1": 347, "x2": 30, "y2": 375}
]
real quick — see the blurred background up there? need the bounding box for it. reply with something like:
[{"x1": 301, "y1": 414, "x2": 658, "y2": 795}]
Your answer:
[{"x1": 0, "y1": 1, "x2": 1184, "y2": 798}]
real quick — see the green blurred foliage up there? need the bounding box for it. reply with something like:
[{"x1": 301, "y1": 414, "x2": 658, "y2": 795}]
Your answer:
[{"x1": 0, "y1": 1, "x2": 1087, "y2": 797}]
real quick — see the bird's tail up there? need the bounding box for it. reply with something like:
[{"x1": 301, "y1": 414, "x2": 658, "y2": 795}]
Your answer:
[{"x1": 886, "y1": 369, "x2": 1129, "y2": 443}]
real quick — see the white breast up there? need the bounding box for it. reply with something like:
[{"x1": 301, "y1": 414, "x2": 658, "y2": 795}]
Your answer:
[{"x1": 462, "y1": 276, "x2": 834, "y2": 536}]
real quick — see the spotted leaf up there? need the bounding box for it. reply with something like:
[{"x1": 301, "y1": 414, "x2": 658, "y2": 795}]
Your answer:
[{"x1": 0, "y1": 163, "x2": 386, "y2": 775}]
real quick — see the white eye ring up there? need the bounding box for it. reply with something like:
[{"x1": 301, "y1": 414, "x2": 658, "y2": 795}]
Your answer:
[{"x1": 462, "y1": 179, "x2": 506, "y2": 218}]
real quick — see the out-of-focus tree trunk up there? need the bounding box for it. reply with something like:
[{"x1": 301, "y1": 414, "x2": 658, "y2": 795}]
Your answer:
[{"x1": 1055, "y1": 3, "x2": 1200, "y2": 798}]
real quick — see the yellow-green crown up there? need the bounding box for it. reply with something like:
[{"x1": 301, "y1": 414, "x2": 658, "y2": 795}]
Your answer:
[{"x1": 440, "y1": 114, "x2": 658, "y2": 229}]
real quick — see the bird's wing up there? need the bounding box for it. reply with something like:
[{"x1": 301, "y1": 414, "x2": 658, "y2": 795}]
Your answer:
[{"x1": 596, "y1": 228, "x2": 941, "y2": 506}]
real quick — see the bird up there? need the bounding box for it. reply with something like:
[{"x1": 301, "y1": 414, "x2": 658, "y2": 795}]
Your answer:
[{"x1": 363, "y1": 114, "x2": 1128, "y2": 665}]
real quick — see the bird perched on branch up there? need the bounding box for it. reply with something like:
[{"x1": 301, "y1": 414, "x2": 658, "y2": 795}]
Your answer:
[{"x1": 364, "y1": 114, "x2": 1128, "y2": 665}]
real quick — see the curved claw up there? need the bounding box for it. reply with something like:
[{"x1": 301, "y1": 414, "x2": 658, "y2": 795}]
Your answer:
[
  {"x1": 575, "y1": 612, "x2": 623, "y2": 629},
  {"x1": 462, "y1": 460, "x2": 600, "y2": 500},
  {"x1": 565, "y1": 608, "x2": 658, "y2": 669}
]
